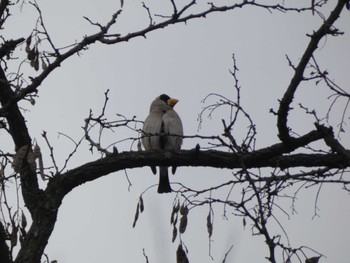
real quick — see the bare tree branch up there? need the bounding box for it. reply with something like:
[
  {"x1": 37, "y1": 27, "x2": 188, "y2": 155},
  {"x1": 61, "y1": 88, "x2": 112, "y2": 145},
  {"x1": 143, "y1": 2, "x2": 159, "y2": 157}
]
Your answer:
[
  {"x1": 0, "y1": 66, "x2": 42, "y2": 215},
  {"x1": 277, "y1": 0, "x2": 347, "y2": 143}
]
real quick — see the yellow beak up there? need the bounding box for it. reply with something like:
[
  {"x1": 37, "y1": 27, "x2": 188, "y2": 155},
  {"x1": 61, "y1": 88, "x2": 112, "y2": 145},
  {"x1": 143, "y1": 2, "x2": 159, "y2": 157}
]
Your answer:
[{"x1": 167, "y1": 98, "x2": 179, "y2": 107}]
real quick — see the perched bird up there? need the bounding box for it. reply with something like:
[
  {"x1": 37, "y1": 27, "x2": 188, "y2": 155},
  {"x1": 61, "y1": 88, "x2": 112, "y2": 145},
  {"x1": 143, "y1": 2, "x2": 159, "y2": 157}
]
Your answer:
[{"x1": 142, "y1": 94, "x2": 183, "y2": 193}]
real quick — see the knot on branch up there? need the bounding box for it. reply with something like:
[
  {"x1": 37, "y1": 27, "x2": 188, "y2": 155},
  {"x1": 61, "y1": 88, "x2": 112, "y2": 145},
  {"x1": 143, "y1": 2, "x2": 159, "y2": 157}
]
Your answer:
[
  {"x1": 315, "y1": 123, "x2": 333, "y2": 138},
  {"x1": 315, "y1": 123, "x2": 350, "y2": 160},
  {"x1": 0, "y1": 38, "x2": 24, "y2": 59}
]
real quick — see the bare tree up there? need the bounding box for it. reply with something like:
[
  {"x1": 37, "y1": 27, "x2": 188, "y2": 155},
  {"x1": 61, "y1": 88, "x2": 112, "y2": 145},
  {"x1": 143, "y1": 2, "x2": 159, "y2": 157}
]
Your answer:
[{"x1": 0, "y1": 0, "x2": 349, "y2": 263}]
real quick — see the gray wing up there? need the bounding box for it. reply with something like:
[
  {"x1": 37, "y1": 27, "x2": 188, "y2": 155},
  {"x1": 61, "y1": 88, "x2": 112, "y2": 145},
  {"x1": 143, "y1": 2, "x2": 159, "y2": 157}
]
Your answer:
[
  {"x1": 142, "y1": 99, "x2": 171, "y2": 150},
  {"x1": 142, "y1": 110, "x2": 163, "y2": 150},
  {"x1": 162, "y1": 108, "x2": 183, "y2": 150}
]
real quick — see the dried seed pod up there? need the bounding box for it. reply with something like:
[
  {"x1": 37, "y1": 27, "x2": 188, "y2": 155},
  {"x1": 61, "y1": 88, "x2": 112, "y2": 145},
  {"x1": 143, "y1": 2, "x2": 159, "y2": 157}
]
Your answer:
[
  {"x1": 29, "y1": 97, "x2": 36, "y2": 105},
  {"x1": 33, "y1": 56, "x2": 39, "y2": 71},
  {"x1": 170, "y1": 210, "x2": 176, "y2": 225},
  {"x1": 305, "y1": 256, "x2": 321, "y2": 263},
  {"x1": 174, "y1": 201, "x2": 180, "y2": 212},
  {"x1": 0, "y1": 163, "x2": 4, "y2": 180},
  {"x1": 25, "y1": 45, "x2": 31, "y2": 53},
  {"x1": 132, "y1": 202, "x2": 140, "y2": 228},
  {"x1": 172, "y1": 225, "x2": 177, "y2": 243},
  {"x1": 30, "y1": 59, "x2": 36, "y2": 68},
  {"x1": 139, "y1": 196, "x2": 144, "y2": 213},
  {"x1": 38, "y1": 153, "x2": 45, "y2": 181},
  {"x1": 176, "y1": 244, "x2": 189, "y2": 263},
  {"x1": 179, "y1": 214, "x2": 188, "y2": 234},
  {"x1": 26, "y1": 35, "x2": 32, "y2": 47},
  {"x1": 11, "y1": 225, "x2": 18, "y2": 248},
  {"x1": 41, "y1": 57, "x2": 48, "y2": 71},
  {"x1": 207, "y1": 212, "x2": 213, "y2": 238},
  {"x1": 180, "y1": 203, "x2": 188, "y2": 216},
  {"x1": 12, "y1": 145, "x2": 28, "y2": 172},
  {"x1": 34, "y1": 46, "x2": 39, "y2": 58},
  {"x1": 33, "y1": 144, "x2": 41, "y2": 159},
  {"x1": 173, "y1": 212, "x2": 178, "y2": 226},
  {"x1": 21, "y1": 211, "x2": 27, "y2": 230},
  {"x1": 27, "y1": 47, "x2": 36, "y2": 61},
  {"x1": 171, "y1": 201, "x2": 180, "y2": 225},
  {"x1": 137, "y1": 139, "x2": 142, "y2": 151}
]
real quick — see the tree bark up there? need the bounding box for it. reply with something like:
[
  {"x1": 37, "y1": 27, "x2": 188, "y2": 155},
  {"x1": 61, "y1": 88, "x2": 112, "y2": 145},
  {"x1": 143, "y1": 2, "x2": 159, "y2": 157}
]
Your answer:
[
  {"x1": 0, "y1": 221, "x2": 11, "y2": 263},
  {"x1": 0, "y1": 66, "x2": 43, "y2": 215}
]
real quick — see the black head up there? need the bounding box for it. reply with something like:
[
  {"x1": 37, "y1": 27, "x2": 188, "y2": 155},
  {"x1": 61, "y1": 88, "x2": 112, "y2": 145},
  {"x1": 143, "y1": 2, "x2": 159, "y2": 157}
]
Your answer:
[{"x1": 159, "y1": 94, "x2": 170, "y2": 103}]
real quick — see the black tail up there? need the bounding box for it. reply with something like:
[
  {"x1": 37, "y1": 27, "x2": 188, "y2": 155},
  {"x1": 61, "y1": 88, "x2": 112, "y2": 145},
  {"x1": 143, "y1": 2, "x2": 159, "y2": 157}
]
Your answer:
[{"x1": 158, "y1": 166, "x2": 172, "y2": 193}]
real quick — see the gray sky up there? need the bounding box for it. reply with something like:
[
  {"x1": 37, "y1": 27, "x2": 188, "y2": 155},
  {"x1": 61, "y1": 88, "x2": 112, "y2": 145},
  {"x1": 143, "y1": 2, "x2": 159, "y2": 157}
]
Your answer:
[{"x1": 4, "y1": 0, "x2": 350, "y2": 262}]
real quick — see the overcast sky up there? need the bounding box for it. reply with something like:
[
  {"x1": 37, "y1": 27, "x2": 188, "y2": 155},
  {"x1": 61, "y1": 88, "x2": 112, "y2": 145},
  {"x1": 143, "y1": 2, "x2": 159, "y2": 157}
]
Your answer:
[{"x1": 4, "y1": 1, "x2": 350, "y2": 262}]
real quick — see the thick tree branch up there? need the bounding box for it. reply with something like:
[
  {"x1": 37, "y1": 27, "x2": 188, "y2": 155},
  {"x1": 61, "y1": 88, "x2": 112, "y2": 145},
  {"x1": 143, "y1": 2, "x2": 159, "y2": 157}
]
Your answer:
[
  {"x1": 0, "y1": 0, "x2": 8, "y2": 16},
  {"x1": 42, "y1": 123, "x2": 344, "y2": 198},
  {"x1": 14, "y1": 202, "x2": 59, "y2": 263},
  {"x1": 0, "y1": 0, "x2": 9, "y2": 28},
  {"x1": 0, "y1": 221, "x2": 11, "y2": 263},
  {"x1": 50, "y1": 149, "x2": 349, "y2": 196},
  {"x1": 0, "y1": 66, "x2": 42, "y2": 215},
  {"x1": 277, "y1": 0, "x2": 347, "y2": 143},
  {"x1": 0, "y1": 38, "x2": 24, "y2": 59}
]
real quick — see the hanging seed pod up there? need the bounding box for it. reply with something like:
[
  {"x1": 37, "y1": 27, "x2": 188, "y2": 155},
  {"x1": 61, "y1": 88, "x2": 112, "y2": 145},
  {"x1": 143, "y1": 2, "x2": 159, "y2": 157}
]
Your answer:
[
  {"x1": 137, "y1": 139, "x2": 142, "y2": 151},
  {"x1": 179, "y1": 214, "x2": 188, "y2": 234},
  {"x1": 33, "y1": 56, "x2": 39, "y2": 71},
  {"x1": 0, "y1": 163, "x2": 4, "y2": 181},
  {"x1": 34, "y1": 46, "x2": 39, "y2": 58},
  {"x1": 19, "y1": 230, "x2": 25, "y2": 245},
  {"x1": 21, "y1": 211, "x2": 27, "y2": 230},
  {"x1": 172, "y1": 225, "x2": 177, "y2": 243},
  {"x1": 30, "y1": 59, "x2": 35, "y2": 68},
  {"x1": 33, "y1": 144, "x2": 41, "y2": 159},
  {"x1": 41, "y1": 57, "x2": 48, "y2": 71},
  {"x1": 305, "y1": 256, "x2": 321, "y2": 263},
  {"x1": 11, "y1": 225, "x2": 18, "y2": 248},
  {"x1": 139, "y1": 196, "x2": 144, "y2": 213},
  {"x1": 207, "y1": 212, "x2": 213, "y2": 238},
  {"x1": 12, "y1": 145, "x2": 28, "y2": 172},
  {"x1": 173, "y1": 212, "x2": 178, "y2": 226},
  {"x1": 29, "y1": 97, "x2": 36, "y2": 105},
  {"x1": 180, "y1": 203, "x2": 188, "y2": 216},
  {"x1": 132, "y1": 202, "x2": 140, "y2": 228},
  {"x1": 38, "y1": 153, "x2": 45, "y2": 181},
  {"x1": 26, "y1": 35, "x2": 32, "y2": 47},
  {"x1": 34, "y1": 144, "x2": 45, "y2": 180},
  {"x1": 27, "y1": 47, "x2": 36, "y2": 61},
  {"x1": 170, "y1": 201, "x2": 180, "y2": 225},
  {"x1": 176, "y1": 244, "x2": 189, "y2": 263}
]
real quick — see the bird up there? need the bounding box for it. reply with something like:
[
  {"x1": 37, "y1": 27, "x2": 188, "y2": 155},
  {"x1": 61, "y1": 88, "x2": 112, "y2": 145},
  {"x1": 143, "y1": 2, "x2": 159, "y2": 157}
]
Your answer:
[{"x1": 142, "y1": 94, "x2": 183, "y2": 193}]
